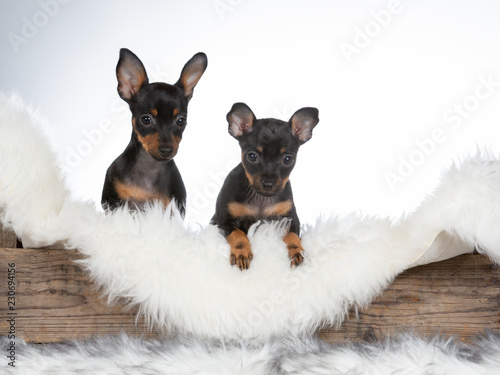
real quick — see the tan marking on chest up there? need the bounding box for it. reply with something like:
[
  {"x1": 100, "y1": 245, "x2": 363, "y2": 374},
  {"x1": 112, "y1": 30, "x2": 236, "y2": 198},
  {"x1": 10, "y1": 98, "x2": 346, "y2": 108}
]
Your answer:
[
  {"x1": 228, "y1": 200, "x2": 292, "y2": 218},
  {"x1": 228, "y1": 202, "x2": 259, "y2": 218},
  {"x1": 114, "y1": 180, "x2": 171, "y2": 208},
  {"x1": 264, "y1": 200, "x2": 292, "y2": 217}
]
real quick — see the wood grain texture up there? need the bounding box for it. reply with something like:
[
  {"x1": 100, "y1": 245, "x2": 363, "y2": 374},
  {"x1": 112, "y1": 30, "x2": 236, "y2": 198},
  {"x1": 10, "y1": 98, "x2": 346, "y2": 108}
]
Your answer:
[
  {"x1": 0, "y1": 248, "x2": 498, "y2": 344},
  {"x1": 0, "y1": 221, "x2": 17, "y2": 248},
  {"x1": 0, "y1": 248, "x2": 164, "y2": 343},
  {"x1": 319, "y1": 253, "x2": 500, "y2": 343}
]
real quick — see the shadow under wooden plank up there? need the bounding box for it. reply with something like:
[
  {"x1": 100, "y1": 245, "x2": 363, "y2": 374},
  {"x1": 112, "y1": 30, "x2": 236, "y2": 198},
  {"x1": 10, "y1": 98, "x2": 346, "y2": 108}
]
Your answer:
[{"x1": 0, "y1": 247, "x2": 498, "y2": 344}]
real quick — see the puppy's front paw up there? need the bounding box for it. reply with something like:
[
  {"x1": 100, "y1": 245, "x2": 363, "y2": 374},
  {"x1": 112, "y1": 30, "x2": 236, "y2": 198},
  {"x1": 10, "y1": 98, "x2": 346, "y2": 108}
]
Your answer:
[
  {"x1": 227, "y1": 229, "x2": 253, "y2": 270},
  {"x1": 289, "y1": 252, "x2": 304, "y2": 267},
  {"x1": 230, "y1": 247, "x2": 253, "y2": 270},
  {"x1": 283, "y1": 232, "x2": 305, "y2": 268}
]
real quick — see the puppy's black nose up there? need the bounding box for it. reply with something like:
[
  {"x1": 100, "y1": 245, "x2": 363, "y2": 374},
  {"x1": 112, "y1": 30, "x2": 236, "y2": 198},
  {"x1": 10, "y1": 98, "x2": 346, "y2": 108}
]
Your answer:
[
  {"x1": 261, "y1": 180, "x2": 275, "y2": 192},
  {"x1": 158, "y1": 146, "x2": 173, "y2": 158}
]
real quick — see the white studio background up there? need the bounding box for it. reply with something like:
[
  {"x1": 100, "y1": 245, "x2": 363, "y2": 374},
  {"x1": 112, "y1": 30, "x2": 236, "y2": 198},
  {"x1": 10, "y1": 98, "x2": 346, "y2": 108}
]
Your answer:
[{"x1": 1, "y1": 0, "x2": 500, "y2": 226}]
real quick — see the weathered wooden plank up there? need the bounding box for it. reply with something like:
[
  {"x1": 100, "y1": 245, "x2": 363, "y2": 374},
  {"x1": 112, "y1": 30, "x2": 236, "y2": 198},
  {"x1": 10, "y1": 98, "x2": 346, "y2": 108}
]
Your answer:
[
  {"x1": 319, "y1": 253, "x2": 500, "y2": 343},
  {"x1": 0, "y1": 221, "x2": 17, "y2": 248},
  {"x1": 0, "y1": 248, "x2": 498, "y2": 344},
  {"x1": 0, "y1": 248, "x2": 164, "y2": 343}
]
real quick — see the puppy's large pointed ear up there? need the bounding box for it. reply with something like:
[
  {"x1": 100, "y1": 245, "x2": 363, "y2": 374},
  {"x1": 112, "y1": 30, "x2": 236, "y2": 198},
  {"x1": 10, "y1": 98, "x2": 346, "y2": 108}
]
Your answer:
[
  {"x1": 289, "y1": 107, "x2": 319, "y2": 144},
  {"x1": 116, "y1": 48, "x2": 149, "y2": 102},
  {"x1": 227, "y1": 103, "x2": 256, "y2": 139},
  {"x1": 175, "y1": 52, "x2": 208, "y2": 101}
]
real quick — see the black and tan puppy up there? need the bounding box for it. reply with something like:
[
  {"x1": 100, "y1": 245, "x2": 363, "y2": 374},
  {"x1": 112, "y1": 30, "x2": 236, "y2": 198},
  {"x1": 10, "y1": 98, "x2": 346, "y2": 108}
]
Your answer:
[
  {"x1": 102, "y1": 49, "x2": 207, "y2": 214},
  {"x1": 211, "y1": 103, "x2": 319, "y2": 270}
]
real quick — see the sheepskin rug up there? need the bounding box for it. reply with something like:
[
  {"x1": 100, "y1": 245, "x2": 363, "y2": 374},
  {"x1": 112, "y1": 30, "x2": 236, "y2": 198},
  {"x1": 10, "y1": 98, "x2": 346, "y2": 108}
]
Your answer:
[
  {"x1": 2, "y1": 333, "x2": 500, "y2": 374},
  {"x1": 1, "y1": 92, "x2": 500, "y2": 371}
]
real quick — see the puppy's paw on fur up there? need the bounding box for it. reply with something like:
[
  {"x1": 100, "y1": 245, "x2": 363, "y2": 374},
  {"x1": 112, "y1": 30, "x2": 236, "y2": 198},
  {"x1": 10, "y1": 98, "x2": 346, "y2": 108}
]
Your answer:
[
  {"x1": 230, "y1": 248, "x2": 253, "y2": 270},
  {"x1": 227, "y1": 229, "x2": 253, "y2": 270},
  {"x1": 283, "y1": 232, "x2": 305, "y2": 268},
  {"x1": 289, "y1": 252, "x2": 304, "y2": 268}
]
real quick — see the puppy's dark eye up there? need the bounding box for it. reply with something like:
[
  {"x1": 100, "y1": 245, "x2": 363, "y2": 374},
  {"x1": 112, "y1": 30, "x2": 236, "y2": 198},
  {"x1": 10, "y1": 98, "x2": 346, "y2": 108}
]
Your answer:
[
  {"x1": 282, "y1": 154, "x2": 294, "y2": 166},
  {"x1": 176, "y1": 117, "x2": 186, "y2": 128},
  {"x1": 140, "y1": 115, "x2": 152, "y2": 126},
  {"x1": 247, "y1": 152, "x2": 259, "y2": 163}
]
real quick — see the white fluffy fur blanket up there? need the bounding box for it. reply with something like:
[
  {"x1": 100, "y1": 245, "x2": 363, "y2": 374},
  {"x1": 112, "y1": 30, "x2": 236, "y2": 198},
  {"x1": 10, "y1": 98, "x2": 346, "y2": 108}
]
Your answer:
[
  {"x1": 1, "y1": 92, "x2": 499, "y2": 340},
  {"x1": 2, "y1": 333, "x2": 500, "y2": 374},
  {"x1": 1, "y1": 92, "x2": 500, "y2": 371}
]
